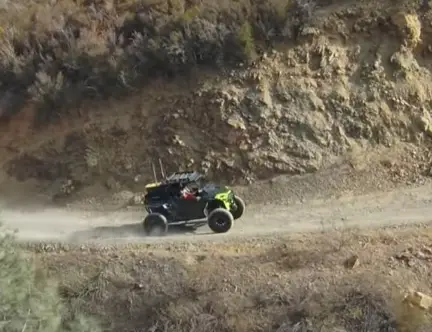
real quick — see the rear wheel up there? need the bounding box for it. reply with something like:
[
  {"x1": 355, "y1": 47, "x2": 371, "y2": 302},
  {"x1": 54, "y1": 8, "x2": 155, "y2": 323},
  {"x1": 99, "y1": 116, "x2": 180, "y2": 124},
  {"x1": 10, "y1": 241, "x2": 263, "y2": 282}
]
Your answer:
[
  {"x1": 143, "y1": 213, "x2": 168, "y2": 236},
  {"x1": 231, "y1": 195, "x2": 245, "y2": 220},
  {"x1": 207, "y1": 208, "x2": 234, "y2": 233}
]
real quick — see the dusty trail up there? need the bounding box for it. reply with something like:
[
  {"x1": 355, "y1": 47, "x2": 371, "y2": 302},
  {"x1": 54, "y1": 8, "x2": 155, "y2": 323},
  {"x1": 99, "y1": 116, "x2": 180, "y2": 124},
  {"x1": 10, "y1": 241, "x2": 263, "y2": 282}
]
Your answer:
[{"x1": 1, "y1": 179, "x2": 432, "y2": 245}]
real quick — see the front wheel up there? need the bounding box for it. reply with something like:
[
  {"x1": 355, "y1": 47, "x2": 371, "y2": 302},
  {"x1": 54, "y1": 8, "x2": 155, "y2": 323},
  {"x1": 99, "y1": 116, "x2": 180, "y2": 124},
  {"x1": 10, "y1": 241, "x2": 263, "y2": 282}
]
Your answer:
[
  {"x1": 143, "y1": 213, "x2": 168, "y2": 237},
  {"x1": 207, "y1": 208, "x2": 234, "y2": 233},
  {"x1": 231, "y1": 195, "x2": 245, "y2": 220}
]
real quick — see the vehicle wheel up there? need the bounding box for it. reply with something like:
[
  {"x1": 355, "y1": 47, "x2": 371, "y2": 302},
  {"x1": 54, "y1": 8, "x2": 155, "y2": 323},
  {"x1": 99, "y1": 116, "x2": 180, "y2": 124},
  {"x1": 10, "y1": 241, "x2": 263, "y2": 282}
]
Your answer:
[
  {"x1": 231, "y1": 195, "x2": 245, "y2": 219},
  {"x1": 207, "y1": 208, "x2": 234, "y2": 233},
  {"x1": 143, "y1": 213, "x2": 168, "y2": 237}
]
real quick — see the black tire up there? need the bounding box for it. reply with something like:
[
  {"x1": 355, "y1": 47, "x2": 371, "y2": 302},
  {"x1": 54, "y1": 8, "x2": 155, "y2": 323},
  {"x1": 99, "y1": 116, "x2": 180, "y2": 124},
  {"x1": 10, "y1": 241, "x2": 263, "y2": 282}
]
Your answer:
[
  {"x1": 231, "y1": 195, "x2": 245, "y2": 220},
  {"x1": 207, "y1": 208, "x2": 234, "y2": 233},
  {"x1": 143, "y1": 213, "x2": 168, "y2": 237}
]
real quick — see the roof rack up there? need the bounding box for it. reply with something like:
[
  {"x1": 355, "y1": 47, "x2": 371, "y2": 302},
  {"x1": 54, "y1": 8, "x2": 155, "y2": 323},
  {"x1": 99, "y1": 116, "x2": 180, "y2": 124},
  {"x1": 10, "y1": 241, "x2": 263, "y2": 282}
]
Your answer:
[
  {"x1": 164, "y1": 171, "x2": 203, "y2": 184},
  {"x1": 149, "y1": 159, "x2": 203, "y2": 186}
]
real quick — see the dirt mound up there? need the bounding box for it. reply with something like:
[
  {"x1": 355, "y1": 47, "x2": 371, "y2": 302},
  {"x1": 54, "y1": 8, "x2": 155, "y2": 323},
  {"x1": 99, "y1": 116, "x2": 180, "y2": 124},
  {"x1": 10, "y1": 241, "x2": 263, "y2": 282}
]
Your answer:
[{"x1": 29, "y1": 224, "x2": 432, "y2": 332}]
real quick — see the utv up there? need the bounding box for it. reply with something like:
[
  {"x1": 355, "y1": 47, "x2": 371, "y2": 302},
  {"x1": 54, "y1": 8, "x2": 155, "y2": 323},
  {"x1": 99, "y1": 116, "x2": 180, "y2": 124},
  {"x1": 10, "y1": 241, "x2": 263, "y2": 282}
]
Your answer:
[{"x1": 142, "y1": 170, "x2": 245, "y2": 236}]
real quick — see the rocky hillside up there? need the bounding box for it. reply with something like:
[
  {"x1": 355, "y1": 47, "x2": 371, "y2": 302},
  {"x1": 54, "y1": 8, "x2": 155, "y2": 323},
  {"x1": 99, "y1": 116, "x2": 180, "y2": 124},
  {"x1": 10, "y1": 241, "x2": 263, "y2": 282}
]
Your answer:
[{"x1": 1, "y1": 0, "x2": 432, "y2": 201}]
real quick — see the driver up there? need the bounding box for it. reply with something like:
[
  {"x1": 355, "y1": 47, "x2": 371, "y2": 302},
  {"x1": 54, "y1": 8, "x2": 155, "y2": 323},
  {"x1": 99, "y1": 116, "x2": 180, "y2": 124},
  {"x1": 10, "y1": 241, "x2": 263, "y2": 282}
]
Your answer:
[{"x1": 180, "y1": 185, "x2": 201, "y2": 201}]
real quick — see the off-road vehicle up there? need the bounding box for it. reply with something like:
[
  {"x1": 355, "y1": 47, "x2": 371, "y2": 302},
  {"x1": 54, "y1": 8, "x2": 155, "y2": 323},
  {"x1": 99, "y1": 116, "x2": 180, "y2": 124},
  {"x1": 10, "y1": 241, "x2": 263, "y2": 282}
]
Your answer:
[{"x1": 142, "y1": 170, "x2": 245, "y2": 236}]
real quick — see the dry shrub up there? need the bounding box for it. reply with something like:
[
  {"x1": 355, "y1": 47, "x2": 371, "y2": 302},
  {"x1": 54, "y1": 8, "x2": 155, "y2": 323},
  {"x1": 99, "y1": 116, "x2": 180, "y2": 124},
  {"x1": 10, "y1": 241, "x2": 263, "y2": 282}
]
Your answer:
[
  {"x1": 36, "y1": 242, "x2": 432, "y2": 332},
  {"x1": 0, "y1": 0, "x2": 317, "y2": 125},
  {"x1": 0, "y1": 223, "x2": 101, "y2": 331}
]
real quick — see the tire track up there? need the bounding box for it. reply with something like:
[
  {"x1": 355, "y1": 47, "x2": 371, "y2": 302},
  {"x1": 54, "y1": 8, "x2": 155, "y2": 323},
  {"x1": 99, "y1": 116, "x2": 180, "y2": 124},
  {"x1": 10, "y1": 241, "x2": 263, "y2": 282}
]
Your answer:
[{"x1": 2, "y1": 181, "x2": 432, "y2": 245}]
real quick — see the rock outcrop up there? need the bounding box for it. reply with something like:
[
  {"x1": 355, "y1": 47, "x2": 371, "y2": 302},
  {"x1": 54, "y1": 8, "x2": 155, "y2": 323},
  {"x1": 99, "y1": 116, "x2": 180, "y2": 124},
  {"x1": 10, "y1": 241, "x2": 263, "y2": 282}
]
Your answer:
[{"x1": 1, "y1": 4, "x2": 432, "y2": 200}]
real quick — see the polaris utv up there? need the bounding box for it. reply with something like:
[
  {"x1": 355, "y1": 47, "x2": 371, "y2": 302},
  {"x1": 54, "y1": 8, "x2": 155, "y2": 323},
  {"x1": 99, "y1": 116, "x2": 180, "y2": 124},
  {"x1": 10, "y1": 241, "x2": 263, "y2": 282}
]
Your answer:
[{"x1": 142, "y1": 171, "x2": 245, "y2": 236}]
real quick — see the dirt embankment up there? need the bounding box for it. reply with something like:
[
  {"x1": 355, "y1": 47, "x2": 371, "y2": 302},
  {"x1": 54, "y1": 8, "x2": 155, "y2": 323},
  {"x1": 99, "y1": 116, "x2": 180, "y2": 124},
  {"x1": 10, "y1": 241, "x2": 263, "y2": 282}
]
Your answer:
[
  {"x1": 0, "y1": 0, "x2": 432, "y2": 204},
  {"x1": 27, "y1": 224, "x2": 432, "y2": 332}
]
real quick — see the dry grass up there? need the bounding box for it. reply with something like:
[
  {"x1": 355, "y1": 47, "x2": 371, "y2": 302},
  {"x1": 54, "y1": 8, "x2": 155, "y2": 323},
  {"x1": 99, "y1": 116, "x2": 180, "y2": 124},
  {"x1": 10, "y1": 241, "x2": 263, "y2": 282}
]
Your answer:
[{"x1": 24, "y1": 224, "x2": 432, "y2": 332}]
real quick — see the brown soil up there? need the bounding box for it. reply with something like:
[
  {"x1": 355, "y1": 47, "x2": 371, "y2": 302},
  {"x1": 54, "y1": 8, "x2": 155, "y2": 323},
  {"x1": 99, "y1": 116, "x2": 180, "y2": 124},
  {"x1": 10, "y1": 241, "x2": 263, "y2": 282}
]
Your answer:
[{"x1": 26, "y1": 223, "x2": 432, "y2": 332}]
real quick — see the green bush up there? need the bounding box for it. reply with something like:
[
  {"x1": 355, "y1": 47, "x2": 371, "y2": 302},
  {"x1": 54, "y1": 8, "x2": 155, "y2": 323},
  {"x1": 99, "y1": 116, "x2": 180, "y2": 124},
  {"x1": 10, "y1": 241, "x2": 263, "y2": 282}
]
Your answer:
[
  {"x1": 0, "y1": 224, "x2": 101, "y2": 332},
  {"x1": 237, "y1": 21, "x2": 256, "y2": 63}
]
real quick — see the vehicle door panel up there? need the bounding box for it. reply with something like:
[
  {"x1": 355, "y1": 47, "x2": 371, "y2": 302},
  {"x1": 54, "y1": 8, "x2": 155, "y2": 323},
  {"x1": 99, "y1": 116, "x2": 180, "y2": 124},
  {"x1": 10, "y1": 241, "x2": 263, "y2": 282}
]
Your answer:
[{"x1": 174, "y1": 198, "x2": 207, "y2": 220}]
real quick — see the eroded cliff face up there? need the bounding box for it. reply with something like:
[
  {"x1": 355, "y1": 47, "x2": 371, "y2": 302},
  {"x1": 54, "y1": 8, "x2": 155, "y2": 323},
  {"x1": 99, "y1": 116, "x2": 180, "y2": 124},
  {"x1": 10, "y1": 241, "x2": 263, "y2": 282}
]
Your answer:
[{"x1": 2, "y1": 1, "x2": 432, "y2": 201}]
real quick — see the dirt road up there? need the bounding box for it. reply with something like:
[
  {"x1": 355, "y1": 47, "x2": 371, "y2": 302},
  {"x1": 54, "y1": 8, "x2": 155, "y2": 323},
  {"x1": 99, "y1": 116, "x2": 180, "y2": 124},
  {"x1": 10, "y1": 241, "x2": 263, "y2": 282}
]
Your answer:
[{"x1": 2, "y1": 178, "x2": 432, "y2": 245}]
